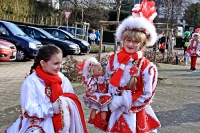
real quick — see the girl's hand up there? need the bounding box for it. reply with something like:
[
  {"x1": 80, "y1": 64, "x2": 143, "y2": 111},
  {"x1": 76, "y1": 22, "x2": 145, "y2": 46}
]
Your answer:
[{"x1": 109, "y1": 96, "x2": 124, "y2": 112}]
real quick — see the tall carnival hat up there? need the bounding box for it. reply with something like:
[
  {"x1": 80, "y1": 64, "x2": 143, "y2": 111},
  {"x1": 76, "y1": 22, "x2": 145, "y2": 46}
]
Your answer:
[{"x1": 115, "y1": 0, "x2": 157, "y2": 46}]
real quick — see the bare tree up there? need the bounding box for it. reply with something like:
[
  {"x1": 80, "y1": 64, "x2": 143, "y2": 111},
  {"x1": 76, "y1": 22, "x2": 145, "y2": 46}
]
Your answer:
[{"x1": 154, "y1": 0, "x2": 188, "y2": 53}]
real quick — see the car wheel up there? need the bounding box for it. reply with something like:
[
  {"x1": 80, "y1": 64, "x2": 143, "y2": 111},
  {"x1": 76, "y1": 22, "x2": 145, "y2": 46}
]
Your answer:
[{"x1": 16, "y1": 49, "x2": 26, "y2": 61}]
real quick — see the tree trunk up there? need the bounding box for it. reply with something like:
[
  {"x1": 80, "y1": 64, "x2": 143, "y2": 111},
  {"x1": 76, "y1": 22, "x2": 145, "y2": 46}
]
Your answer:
[{"x1": 116, "y1": 0, "x2": 123, "y2": 21}]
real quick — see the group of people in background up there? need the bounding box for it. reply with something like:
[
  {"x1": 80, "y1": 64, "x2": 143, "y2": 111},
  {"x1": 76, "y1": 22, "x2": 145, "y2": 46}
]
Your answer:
[
  {"x1": 89, "y1": 29, "x2": 100, "y2": 45},
  {"x1": 157, "y1": 28, "x2": 200, "y2": 72},
  {"x1": 157, "y1": 30, "x2": 176, "y2": 53}
]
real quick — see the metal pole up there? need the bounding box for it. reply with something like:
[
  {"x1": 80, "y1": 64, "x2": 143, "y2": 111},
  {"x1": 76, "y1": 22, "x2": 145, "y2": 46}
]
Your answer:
[
  {"x1": 114, "y1": 37, "x2": 117, "y2": 53},
  {"x1": 98, "y1": 24, "x2": 103, "y2": 61},
  {"x1": 67, "y1": 20, "x2": 68, "y2": 30}
]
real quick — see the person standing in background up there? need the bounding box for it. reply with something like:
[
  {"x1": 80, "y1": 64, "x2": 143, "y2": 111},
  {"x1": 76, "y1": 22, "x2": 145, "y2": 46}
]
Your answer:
[
  {"x1": 95, "y1": 29, "x2": 100, "y2": 45},
  {"x1": 89, "y1": 29, "x2": 96, "y2": 45},
  {"x1": 158, "y1": 33, "x2": 166, "y2": 53},
  {"x1": 185, "y1": 32, "x2": 200, "y2": 71},
  {"x1": 171, "y1": 32, "x2": 176, "y2": 52},
  {"x1": 183, "y1": 31, "x2": 191, "y2": 55}
]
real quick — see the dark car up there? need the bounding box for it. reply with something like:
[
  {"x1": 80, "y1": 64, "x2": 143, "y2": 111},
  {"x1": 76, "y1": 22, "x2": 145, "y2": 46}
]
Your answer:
[
  {"x1": 58, "y1": 26, "x2": 84, "y2": 35},
  {"x1": 57, "y1": 26, "x2": 90, "y2": 43},
  {"x1": 0, "y1": 20, "x2": 42, "y2": 61},
  {"x1": 18, "y1": 25, "x2": 80, "y2": 56},
  {"x1": 43, "y1": 28, "x2": 90, "y2": 53}
]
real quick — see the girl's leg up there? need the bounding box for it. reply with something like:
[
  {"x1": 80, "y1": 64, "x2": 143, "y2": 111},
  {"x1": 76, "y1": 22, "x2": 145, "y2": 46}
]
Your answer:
[
  {"x1": 190, "y1": 56, "x2": 193, "y2": 70},
  {"x1": 88, "y1": 109, "x2": 97, "y2": 124},
  {"x1": 90, "y1": 109, "x2": 97, "y2": 119},
  {"x1": 88, "y1": 103, "x2": 98, "y2": 124},
  {"x1": 101, "y1": 111, "x2": 108, "y2": 125},
  {"x1": 191, "y1": 56, "x2": 197, "y2": 70},
  {"x1": 100, "y1": 105, "x2": 108, "y2": 125}
]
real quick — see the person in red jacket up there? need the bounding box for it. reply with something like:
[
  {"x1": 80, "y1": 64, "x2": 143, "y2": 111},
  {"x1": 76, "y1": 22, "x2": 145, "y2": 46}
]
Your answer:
[
  {"x1": 92, "y1": 0, "x2": 161, "y2": 132},
  {"x1": 185, "y1": 32, "x2": 200, "y2": 71}
]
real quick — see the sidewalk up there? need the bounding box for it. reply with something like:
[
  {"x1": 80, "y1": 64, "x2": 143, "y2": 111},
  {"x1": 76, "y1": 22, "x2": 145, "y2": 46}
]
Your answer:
[{"x1": 1, "y1": 52, "x2": 200, "y2": 132}]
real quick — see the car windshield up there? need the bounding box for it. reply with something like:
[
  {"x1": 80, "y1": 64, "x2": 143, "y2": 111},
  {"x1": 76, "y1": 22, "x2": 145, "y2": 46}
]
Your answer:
[
  {"x1": 4, "y1": 22, "x2": 26, "y2": 36},
  {"x1": 38, "y1": 28, "x2": 54, "y2": 39},
  {"x1": 60, "y1": 29, "x2": 74, "y2": 38},
  {"x1": 68, "y1": 27, "x2": 88, "y2": 36}
]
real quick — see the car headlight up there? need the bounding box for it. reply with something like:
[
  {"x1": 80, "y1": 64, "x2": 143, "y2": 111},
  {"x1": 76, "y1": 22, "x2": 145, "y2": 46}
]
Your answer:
[
  {"x1": 0, "y1": 44, "x2": 9, "y2": 49},
  {"x1": 69, "y1": 44, "x2": 78, "y2": 49},
  {"x1": 29, "y1": 42, "x2": 37, "y2": 49}
]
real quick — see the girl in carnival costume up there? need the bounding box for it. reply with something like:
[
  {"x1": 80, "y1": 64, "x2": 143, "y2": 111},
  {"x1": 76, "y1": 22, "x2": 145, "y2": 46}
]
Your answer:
[
  {"x1": 92, "y1": 0, "x2": 161, "y2": 132},
  {"x1": 185, "y1": 31, "x2": 200, "y2": 71},
  {"x1": 6, "y1": 45, "x2": 88, "y2": 133}
]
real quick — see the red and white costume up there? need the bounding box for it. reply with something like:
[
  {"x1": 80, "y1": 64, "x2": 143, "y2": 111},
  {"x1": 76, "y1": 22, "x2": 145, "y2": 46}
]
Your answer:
[
  {"x1": 92, "y1": 0, "x2": 161, "y2": 132},
  {"x1": 83, "y1": 75, "x2": 112, "y2": 111},
  {"x1": 5, "y1": 71, "x2": 88, "y2": 133},
  {"x1": 92, "y1": 49, "x2": 161, "y2": 132},
  {"x1": 80, "y1": 57, "x2": 112, "y2": 113},
  {"x1": 185, "y1": 34, "x2": 200, "y2": 68}
]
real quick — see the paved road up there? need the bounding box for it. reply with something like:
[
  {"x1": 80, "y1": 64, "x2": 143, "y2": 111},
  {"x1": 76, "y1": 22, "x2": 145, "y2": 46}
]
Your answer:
[{"x1": 1, "y1": 50, "x2": 200, "y2": 132}]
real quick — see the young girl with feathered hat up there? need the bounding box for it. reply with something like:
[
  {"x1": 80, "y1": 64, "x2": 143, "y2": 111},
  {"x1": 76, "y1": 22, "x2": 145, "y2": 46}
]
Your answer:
[{"x1": 92, "y1": 0, "x2": 161, "y2": 132}]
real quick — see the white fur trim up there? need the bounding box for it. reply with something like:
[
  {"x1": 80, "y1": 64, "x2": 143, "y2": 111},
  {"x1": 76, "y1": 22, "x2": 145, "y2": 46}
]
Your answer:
[
  {"x1": 116, "y1": 16, "x2": 157, "y2": 46},
  {"x1": 82, "y1": 57, "x2": 99, "y2": 81},
  {"x1": 192, "y1": 33, "x2": 200, "y2": 37},
  {"x1": 59, "y1": 96, "x2": 70, "y2": 133}
]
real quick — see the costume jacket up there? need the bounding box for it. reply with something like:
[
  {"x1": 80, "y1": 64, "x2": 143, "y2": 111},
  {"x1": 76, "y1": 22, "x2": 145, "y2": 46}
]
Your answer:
[
  {"x1": 5, "y1": 72, "x2": 87, "y2": 133},
  {"x1": 83, "y1": 75, "x2": 112, "y2": 110},
  {"x1": 93, "y1": 50, "x2": 161, "y2": 133},
  {"x1": 186, "y1": 39, "x2": 200, "y2": 57}
]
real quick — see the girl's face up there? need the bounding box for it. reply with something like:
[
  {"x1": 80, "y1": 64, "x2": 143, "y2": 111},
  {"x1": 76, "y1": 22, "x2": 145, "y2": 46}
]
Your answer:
[
  {"x1": 93, "y1": 65, "x2": 104, "y2": 77},
  {"x1": 123, "y1": 37, "x2": 140, "y2": 53},
  {"x1": 193, "y1": 35, "x2": 199, "y2": 41},
  {"x1": 40, "y1": 53, "x2": 62, "y2": 75}
]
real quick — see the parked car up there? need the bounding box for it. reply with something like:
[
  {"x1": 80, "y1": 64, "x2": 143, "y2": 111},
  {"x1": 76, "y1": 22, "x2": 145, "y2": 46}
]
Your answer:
[
  {"x1": 18, "y1": 25, "x2": 80, "y2": 56},
  {"x1": 0, "y1": 20, "x2": 42, "y2": 61},
  {"x1": 43, "y1": 28, "x2": 90, "y2": 53},
  {"x1": 0, "y1": 39, "x2": 17, "y2": 61},
  {"x1": 57, "y1": 26, "x2": 84, "y2": 35},
  {"x1": 57, "y1": 26, "x2": 90, "y2": 43}
]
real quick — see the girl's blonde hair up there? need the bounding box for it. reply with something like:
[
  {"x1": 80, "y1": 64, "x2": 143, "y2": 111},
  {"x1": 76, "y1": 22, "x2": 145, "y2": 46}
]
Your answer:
[
  {"x1": 89, "y1": 62, "x2": 102, "y2": 77},
  {"x1": 121, "y1": 30, "x2": 149, "y2": 51}
]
